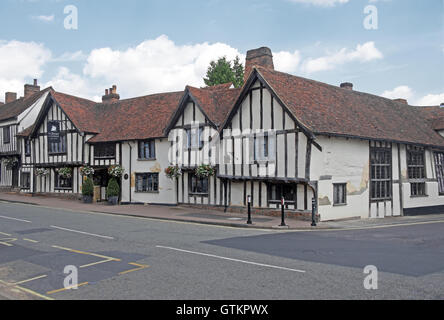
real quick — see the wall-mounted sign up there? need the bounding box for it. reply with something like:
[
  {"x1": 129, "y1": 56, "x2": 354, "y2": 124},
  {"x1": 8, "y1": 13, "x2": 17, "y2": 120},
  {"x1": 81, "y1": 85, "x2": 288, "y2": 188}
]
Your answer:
[{"x1": 47, "y1": 121, "x2": 60, "y2": 143}]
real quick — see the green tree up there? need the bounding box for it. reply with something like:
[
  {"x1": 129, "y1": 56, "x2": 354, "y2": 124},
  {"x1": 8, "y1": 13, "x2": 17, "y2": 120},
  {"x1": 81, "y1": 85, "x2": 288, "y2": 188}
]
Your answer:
[{"x1": 204, "y1": 56, "x2": 244, "y2": 88}]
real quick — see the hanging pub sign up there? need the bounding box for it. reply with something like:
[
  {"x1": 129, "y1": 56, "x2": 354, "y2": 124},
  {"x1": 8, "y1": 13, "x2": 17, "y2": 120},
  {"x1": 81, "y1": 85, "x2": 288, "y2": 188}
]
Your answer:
[{"x1": 47, "y1": 121, "x2": 61, "y2": 143}]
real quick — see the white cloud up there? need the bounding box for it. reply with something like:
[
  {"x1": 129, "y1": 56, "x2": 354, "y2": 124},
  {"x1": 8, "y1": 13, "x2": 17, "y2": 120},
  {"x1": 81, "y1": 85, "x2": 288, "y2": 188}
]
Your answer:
[
  {"x1": 288, "y1": 0, "x2": 349, "y2": 7},
  {"x1": 415, "y1": 93, "x2": 444, "y2": 106},
  {"x1": 274, "y1": 50, "x2": 301, "y2": 73},
  {"x1": 43, "y1": 67, "x2": 103, "y2": 102},
  {"x1": 301, "y1": 41, "x2": 383, "y2": 74},
  {"x1": 381, "y1": 86, "x2": 414, "y2": 100},
  {"x1": 0, "y1": 40, "x2": 51, "y2": 101},
  {"x1": 52, "y1": 51, "x2": 87, "y2": 62},
  {"x1": 33, "y1": 15, "x2": 55, "y2": 23},
  {"x1": 83, "y1": 35, "x2": 244, "y2": 97}
]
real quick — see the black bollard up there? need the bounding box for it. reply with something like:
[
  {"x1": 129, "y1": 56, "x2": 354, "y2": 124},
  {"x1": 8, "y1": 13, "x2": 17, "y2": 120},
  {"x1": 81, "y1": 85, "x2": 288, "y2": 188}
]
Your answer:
[
  {"x1": 280, "y1": 197, "x2": 287, "y2": 227},
  {"x1": 247, "y1": 195, "x2": 252, "y2": 225},
  {"x1": 311, "y1": 197, "x2": 317, "y2": 227}
]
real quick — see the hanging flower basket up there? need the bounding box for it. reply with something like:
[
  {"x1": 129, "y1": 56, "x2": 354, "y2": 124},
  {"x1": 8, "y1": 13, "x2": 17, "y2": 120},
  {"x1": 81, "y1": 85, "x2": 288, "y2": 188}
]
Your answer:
[
  {"x1": 108, "y1": 165, "x2": 124, "y2": 178},
  {"x1": 35, "y1": 168, "x2": 50, "y2": 177},
  {"x1": 56, "y1": 167, "x2": 73, "y2": 179},
  {"x1": 195, "y1": 164, "x2": 215, "y2": 178},
  {"x1": 80, "y1": 165, "x2": 95, "y2": 177},
  {"x1": 3, "y1": 157, "x2": 18, "y2": 170},
  {"x1": 165, "y1": 166, "x2": 182, "y2": 180}
]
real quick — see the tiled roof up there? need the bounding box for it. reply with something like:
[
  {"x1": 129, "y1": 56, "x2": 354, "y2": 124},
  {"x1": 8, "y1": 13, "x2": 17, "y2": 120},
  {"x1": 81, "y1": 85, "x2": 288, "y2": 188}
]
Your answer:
[
  {"x1": 255, "y1": 66, "x2": 444, "y2": 148},
  {"x1": 87, "y1": 91, "x2": 184, "y2": 143},
  {"x1": 187, "y1": 83, "x2": 241, "y2": 126},
  {"x1": 51, "y1": 92, "x2": 99, "y2": 133},
  {"x1": 417, "y1": 106, "x2": 444, "y2": 131},
  {"x1": 0, "y1": 87, "x2": 52, "y2": 122}
]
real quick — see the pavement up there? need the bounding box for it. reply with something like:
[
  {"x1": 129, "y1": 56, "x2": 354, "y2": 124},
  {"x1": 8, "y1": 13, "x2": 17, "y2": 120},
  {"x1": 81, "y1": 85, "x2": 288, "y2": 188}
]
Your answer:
[
  {"x1": 1, "y1": 192, "x2": 443, "y2": 231},
  {"x1": 0, "y1": 192, "x2": 321, "y2": 230},
  {"x1": 0, "y1": 200, "x2": 443, "y2": 300}
]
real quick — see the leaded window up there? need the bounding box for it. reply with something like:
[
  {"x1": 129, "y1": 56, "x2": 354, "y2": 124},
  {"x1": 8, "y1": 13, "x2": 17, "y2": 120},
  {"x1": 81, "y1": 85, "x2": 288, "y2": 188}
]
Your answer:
[
  {"x1": 434, "y1": 152, "x2": 444, "y2": 195},
  {"x1": 55, "y1": 172, "x2": 72, "y2": 189},
  {"x1": 189, "y1": 173, "x2": 208, "y2": 195},
  {"x1": 407, "y1": 146, "x2": 426, "y2": 196},
  {"x1": 94, "y1": 143, "x2": 116, "y2": 159},
  {"x1": 138, "y1": 140, "x2": 156, "y2": 160},
  {"x1": 3, "y1": 126, "x2": 10, "y2": 144},
  {"x1": 135, "y1": 173, "x2": 159, "y2": 192},
  {"x1": 333, "y1": 183, "x2": 347, "y2": 205},
  {"x1": 370, "y1": 145, "x2": 392, "y2": 201}
]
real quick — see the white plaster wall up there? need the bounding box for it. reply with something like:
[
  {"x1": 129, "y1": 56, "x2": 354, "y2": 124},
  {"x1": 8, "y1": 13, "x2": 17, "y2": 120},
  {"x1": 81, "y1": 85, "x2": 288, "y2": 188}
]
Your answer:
[
  {"x1": 121, "y1": 139, "x2": 176, "y2": 205},
  {"x1": 311, "y1": 136, "x2": 371, "y2": 221},
  {"x1": 17, "y1": 92, "x2": 49, "y2": 132}
]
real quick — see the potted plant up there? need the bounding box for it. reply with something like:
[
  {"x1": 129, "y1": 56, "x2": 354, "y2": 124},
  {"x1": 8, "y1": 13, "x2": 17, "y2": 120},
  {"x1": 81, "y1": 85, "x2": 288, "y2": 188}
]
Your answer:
[
  {"x1": 165, "y1": 165, "x2": 182, "y2": 180},
  {"x1": 106, "y1": 178, "x2": 120, "y2": 205},
  {"x1": 195, "y1": 164, "x2": 215, "y2": 178},
  {"x1": 82, "y1": 177, "x2": 94, "y2": 203}
]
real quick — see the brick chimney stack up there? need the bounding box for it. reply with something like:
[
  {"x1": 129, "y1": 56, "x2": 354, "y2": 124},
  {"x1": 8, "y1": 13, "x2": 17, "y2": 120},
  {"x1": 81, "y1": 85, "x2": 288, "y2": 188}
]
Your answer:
[
  {"x1": 5, "y1": 92, "x2": 17, "y2": 104},
  {"x1": 340, "y1": 82, "x2": 353, "y2": 90},
  {"x1": 24, "y1": 79, "x2": 40, "y2": 99},
  {"x1": 102, "y1": 85, "x2": 120, "y2": 103},
  {"x1": 244, "y1": 47, "x2": 274, "y2": 82},
  {"x1": 393, "y1": 98, "x2": 408, "y2": 105}
]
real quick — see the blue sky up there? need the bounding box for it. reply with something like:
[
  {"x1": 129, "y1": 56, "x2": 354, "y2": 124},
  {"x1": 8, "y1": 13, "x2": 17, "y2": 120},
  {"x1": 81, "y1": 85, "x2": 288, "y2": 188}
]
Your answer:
[{"x1": 0, "y1": 0, "x2": 443, "y2": 105}]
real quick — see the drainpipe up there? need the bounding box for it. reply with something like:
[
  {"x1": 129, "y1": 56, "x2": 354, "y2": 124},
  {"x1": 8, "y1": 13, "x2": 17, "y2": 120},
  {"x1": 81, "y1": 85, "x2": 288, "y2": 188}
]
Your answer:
[
  {"x1": 397, "y1": 143, "x2": 404, "y2": 216},
  {"x1": 126, "y1": 142, "x2": 132, "y2": 204}
]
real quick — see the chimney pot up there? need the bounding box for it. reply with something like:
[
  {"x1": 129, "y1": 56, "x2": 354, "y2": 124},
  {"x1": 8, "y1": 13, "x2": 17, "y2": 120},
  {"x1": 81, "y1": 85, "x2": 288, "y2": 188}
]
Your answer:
[
  {"x1": 244, "y1": 47, "x2": 274, "y2": 82},
  {"x1": 5, "y1": 92, "x2": 17, "y2": 104},
  {"x1": 102, "y1": 85, "x2": 120, "y2": 104},
  {"x1": 24, "y1": 79, "x2": 40, "y2": 98},
  {"x1": 340, "y1": 82, "x2": 353, "y2": 90}
]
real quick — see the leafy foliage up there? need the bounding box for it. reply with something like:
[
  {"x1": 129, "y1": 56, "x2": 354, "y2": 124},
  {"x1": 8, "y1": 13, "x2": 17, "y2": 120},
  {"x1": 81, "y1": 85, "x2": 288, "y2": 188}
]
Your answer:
[
  {"x1": 195, "y1": 164, "x2": 215, "y2": 178},
  {"x1": 204, "y1": 56, "x2": 244, "y2": 88},
  {"x1": 106, "y1": 178, "x2": 120, "y2": 198},
  {"x1": 108, "y1": 165, "x2": 124, "y2": 178},
  {"x1": 82, "y1": 177, "x2": 94, "y2": 196},
  {"x1": 165, "y1": 165, "x2": 182, "y2": 180},
  {"x1": 57, "y1": 167, "x2": 73, "y2": 179}
]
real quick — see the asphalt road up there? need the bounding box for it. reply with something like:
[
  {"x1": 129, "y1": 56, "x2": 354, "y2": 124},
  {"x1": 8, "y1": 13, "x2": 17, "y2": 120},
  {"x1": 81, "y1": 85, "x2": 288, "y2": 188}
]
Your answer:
[{"x1": 0, "y1": 201, "x2": 443, "y2": 300}]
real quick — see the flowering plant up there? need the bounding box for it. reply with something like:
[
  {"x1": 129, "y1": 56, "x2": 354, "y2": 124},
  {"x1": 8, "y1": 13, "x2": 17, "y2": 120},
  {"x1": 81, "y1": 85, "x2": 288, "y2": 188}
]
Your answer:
[
  {"x1": 56, "y1": 167, "x2": 73, "y2": 179},
  {"x1": 35, "y1": 168, "x2": 50, "y2": 177},
  {"x1": 165, "y1": 165, "x2": 182, "y2": 180},
  {"x1": 80, "y1": 165, "x2": 95, "y2": 177},
  {"x1": 195, "y1": 164, "x2": 215, "y2": 178},
  {"x1": 3, "y1": 157, "x2": 18, "y2": 169},
  {"x1": 108, "y1": 165, "x2": 124, "y2": 178}
]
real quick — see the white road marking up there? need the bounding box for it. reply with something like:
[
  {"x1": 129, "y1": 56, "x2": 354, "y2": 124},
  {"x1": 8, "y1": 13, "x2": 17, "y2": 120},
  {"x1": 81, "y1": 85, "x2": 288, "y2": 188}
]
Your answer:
[
  {"x1": 0, "y1": 215, "x2": 32, "y2": 223},
  {"x1": 50, "y1": 225, "x2": 114, "y2": 240},
  {"x1": 156, "y1": 245, "x2": 306, "y2": 273}
]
